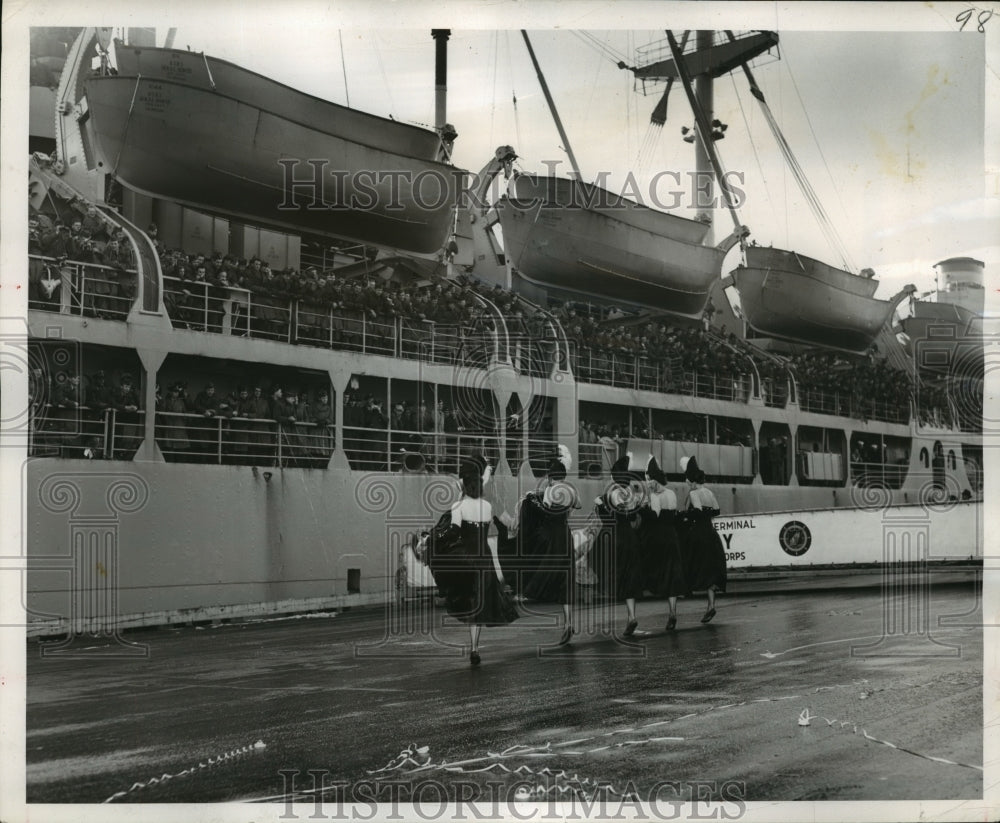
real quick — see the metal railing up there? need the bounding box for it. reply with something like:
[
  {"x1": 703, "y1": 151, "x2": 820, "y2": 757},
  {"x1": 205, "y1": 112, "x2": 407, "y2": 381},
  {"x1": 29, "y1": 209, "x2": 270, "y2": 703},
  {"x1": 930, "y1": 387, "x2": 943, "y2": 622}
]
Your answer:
[
  {"x1": 762, "y1": 377, "x2": 790, "y2": 408},
  {"x1": 154, "y1": 411, "x2": 334, "y2": 468},
  {"x1": 29, "y1": 255, "x2": 137, "y2": 319},
  {"x1": 163, "y1": 276, "x2": 253, "y2": 336},
  {"x1": 798, "y1": 386, "x2": 911, "y2": 425},
  {"x1": 29, "y1": 406, "x2": 145, "y2": 460},
  {"x1": 573, "y1": 347, "x2": 753, "y2": 401},
  {"x1": 161, "y1": 277, "x2": 482, "y2": 365},
  {"x1": 343, "y1": 427, "x2": 501, "y2": 473},
  {"x1": 850, "y1": 460, "x2": 908, "y2": 490}
]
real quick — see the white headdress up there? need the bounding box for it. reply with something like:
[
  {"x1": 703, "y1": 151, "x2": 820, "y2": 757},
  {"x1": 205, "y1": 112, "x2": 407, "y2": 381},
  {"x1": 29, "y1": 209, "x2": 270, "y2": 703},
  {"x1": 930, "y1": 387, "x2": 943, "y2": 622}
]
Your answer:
[{"x1": 556, "y1": 444, "x2": 572, "y2": 471}]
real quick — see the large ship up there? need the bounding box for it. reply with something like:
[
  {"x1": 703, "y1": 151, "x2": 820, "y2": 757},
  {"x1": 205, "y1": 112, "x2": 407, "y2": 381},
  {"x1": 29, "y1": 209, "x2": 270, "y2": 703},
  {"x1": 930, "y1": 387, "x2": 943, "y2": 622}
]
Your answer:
[{"x1": 23, "y1": 27, "x2": 983, "y2": 638}]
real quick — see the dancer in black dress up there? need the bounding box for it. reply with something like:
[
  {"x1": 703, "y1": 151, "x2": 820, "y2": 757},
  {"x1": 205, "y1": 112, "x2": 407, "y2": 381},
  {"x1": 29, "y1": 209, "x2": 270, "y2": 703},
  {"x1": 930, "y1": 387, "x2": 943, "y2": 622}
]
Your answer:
[
  {"x1": 640, "y1": 456, "x2": 688, "y2": 630},
  {"x1": 426, "y1": 454, "x2": 518, "y2": 665},
  {"x1": 520, "y1": 445, "x2": 580, "y2": 645},
  {"x1": 591, "y1": 454, "x2": 645, "y2": 636},
  {"x1": 678, "y1": 456, "x2": 727, "y2": 623}
]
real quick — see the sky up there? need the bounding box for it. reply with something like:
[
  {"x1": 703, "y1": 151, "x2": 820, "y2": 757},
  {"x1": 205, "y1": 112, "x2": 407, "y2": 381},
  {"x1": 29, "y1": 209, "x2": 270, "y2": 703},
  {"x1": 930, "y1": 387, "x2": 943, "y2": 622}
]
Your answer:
[{"x1": 5, "y1": 1, "x2": 998, "y2": 303}]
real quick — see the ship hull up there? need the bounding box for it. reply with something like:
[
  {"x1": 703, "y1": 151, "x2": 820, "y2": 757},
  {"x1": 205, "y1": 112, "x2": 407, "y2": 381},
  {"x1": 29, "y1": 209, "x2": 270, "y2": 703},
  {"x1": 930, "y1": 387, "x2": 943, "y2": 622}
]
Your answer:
[
  {"x1": 733, "y1": 247, "x2": 897, "y2": 352},
  {"x1": 25, "y1": 458, "x2": 981, "y2": 635},
  {"x1": 496, "y1": 175, "x2": 724, "y2": 317},
  {"x1": 83, "y1": 75, "x2": 459, "y2": 254}
]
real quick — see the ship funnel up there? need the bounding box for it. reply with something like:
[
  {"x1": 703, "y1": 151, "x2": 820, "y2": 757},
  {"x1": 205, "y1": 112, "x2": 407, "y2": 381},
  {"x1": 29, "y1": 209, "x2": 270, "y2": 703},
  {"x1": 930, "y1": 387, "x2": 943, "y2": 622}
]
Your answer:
[
  {"x1": 432, "y1": 29, "x2": 453, "y2": 154},
  {"x1": 934, "y1": 256, "x2": 985, "y2": 316}
]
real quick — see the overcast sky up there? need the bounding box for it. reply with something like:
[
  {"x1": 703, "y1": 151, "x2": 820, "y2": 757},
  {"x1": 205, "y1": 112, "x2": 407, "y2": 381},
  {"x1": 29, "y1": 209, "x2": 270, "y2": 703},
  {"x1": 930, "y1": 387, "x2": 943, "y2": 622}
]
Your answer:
[{"x1": 6, "y1": 2, "x2": 998, "y2": 300}]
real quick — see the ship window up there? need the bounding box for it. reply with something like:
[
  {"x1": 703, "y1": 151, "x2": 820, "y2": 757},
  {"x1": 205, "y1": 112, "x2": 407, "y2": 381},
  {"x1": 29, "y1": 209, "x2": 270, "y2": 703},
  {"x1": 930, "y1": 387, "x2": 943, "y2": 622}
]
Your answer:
[
  {"x1": 153, "y1": 355, "x2": 333, "y2": 468},
  {"x1": 347, "y1": 568, "x2": 361, "y2": 594},
  {"x1": 28, "y1": 341, "x2": 145, "y2": 461},
  {"x1": 796, "y1": 426, "x2": 846, "y2": 487},
  {"x1": 759, "y1": 422, "x2": 792, "y2": 486},
  {"x1": 579, "y1": 401, "x2": 630, "y2": 477}
]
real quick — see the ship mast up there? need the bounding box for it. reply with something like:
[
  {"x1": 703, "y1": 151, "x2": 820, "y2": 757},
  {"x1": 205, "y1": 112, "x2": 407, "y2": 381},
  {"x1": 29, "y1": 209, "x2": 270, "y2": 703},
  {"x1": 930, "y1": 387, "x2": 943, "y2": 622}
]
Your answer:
[
  {"x1": 629, "y1": 30, "x2": 778, "y2": 237},
  {"x1": 693, "y1": 30, "x2": 715, "y2": 230},
  {"x1": 665, "y1": 30, "x2": 743, "y2": 235},
  {"x1": 521, "y1": 30, "x2": 583, "y2": 180}
]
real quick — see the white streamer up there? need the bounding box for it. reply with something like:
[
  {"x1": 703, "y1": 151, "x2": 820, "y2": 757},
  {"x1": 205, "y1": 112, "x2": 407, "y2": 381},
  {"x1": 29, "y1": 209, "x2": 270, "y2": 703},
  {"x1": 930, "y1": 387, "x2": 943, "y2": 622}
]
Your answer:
[{"x1": 103, "y1": 740, "x2": 266, "y2": 802}]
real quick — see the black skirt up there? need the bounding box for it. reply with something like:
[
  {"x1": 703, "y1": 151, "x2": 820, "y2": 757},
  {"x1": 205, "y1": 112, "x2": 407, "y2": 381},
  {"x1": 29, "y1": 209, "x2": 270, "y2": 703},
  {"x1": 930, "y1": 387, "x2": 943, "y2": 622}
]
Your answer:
[
  {"x1": 427, "y1": 515, "x2": 519, "y2": 626},
  {"x1": 521, "y1": 496, "x2": 573, "y2": 604},
  {"x1": 639, "y1": 507, "x2": 690, "y2": 598},
  {"x1": 590, "y1": 500, "x2": 644, "y2": 601},
  {"x1": 679, "y1": 507, "x2": 727, "y2": 593}
]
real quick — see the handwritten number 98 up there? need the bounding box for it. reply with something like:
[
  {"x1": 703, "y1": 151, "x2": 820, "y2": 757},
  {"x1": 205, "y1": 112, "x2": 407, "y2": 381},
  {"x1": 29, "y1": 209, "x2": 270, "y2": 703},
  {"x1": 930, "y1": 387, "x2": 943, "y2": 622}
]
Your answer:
[{"x1": 956, "y1": 7, "x2": 994, "y2": 31}]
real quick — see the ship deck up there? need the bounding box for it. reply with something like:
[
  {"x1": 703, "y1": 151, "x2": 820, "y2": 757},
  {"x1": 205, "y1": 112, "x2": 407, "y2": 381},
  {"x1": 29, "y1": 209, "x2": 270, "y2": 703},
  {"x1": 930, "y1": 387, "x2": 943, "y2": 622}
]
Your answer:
[{"x1": 25, "y1": 572, "x2": 983, "y2": 808}]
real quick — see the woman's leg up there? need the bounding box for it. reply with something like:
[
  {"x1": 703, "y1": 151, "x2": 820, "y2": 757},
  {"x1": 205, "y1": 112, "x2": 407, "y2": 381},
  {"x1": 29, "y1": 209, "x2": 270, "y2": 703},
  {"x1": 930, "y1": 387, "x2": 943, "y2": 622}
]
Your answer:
[
  {"x1": 470, "y1": 623, "x2": 482, "y2": 665},
  {"x1": 558, "y1": 602, "x2": 574, "y2": 645},
  {"x1": 666, "y1": 596, "x2": 678, "y2": 629},
  {"x1": 701, "y1": 586, "x2": 717, "y2": 623},
  {"x1": 624, "y1": 597, "x2": 638, "y2": 635}
]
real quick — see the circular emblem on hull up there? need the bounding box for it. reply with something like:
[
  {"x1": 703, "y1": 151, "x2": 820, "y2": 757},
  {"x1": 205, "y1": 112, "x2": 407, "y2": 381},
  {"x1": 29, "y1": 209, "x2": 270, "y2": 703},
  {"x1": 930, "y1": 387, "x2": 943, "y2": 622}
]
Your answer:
[{"x1": 779, "y1": 521, "x2": 812, "y2": 556}]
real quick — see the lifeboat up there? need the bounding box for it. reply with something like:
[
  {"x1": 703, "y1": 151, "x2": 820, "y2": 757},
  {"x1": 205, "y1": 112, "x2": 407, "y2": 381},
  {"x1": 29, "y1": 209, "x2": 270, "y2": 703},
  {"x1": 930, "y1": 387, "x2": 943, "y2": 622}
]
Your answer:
[
  {"x1": 496, "y1": 173, "x2": 746, "y2": 318},
  {"x1": 731, "y1": 246, "x2": 915, "y2": 352},
  {"x1": 82, "y1": 42, "x2": 460, "y2": 254}
]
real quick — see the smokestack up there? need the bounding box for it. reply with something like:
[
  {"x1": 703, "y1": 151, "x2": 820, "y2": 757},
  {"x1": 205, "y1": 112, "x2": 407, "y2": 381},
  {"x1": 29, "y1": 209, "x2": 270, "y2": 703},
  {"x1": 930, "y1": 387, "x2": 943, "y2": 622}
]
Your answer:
[{"x1": 432, "y1": 29, "x2": 450, "y2": 133}]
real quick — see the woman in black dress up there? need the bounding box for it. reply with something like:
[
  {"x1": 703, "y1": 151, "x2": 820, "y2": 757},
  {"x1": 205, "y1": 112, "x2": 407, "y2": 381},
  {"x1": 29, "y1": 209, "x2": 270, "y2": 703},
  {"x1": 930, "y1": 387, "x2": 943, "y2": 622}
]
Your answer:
[
  {"x1": 640, "y1": 456, "x2": 688, "y2": 630},
  {"x1": 520, "y1": 445, "x2": 580, "y2": 645},
  {"x1": 590, "y1": 454, "x2": 645, "y2": 636},
  {"x1": 426, "y1": 454, "x2": 518, "y2": 665},
  {"x1": 678, "y1": 456, "x2": 727, "y2": 623}
]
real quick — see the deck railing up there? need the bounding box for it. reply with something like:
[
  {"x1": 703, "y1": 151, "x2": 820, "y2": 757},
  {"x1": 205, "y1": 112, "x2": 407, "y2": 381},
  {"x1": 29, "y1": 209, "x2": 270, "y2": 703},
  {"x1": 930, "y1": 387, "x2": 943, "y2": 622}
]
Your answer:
[
  {"x1": 850, "y1": 459, "x2": 909, "y2": 490},
  {"x1": 29, "y1": 255, "x2": 137, "y2": 319},
  {"x1": 154, "y1": 411, "x2": 334, "y2": 468},
  {"x1": 29, "y1": 406, "x2": 145, "y2": 460},
  {"x1": 343, "y1": 427, "x2": 501, "y2": 474}
]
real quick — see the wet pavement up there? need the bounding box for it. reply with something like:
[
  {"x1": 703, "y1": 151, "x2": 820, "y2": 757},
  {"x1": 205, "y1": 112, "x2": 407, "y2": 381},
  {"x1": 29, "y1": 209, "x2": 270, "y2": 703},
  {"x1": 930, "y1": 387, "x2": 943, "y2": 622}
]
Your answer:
[{"x1": 25, "y1": 572, "x2": 983, "y2": 808}]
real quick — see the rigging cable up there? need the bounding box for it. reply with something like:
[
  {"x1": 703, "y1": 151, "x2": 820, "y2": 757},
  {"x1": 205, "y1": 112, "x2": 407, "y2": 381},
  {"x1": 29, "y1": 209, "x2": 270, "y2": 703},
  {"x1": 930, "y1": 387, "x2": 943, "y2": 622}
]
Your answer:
[
  {"x1": 338, "y1": 31, "x2": 350, "y2": 107},
  {"x1": 489, "y1": 31, "x2": 499, "y2": 147},
  {"x1": 370, "y1": 31, "x2": 397, "y2": 115},
  {"x1": 781, "y1": 46, "x2": 855, "y2": 270},
  {"x1": 757, "y1": 92, "x2": 854, "y2": 270},
  {"x1": 569, "y1": 29, "x2": 629, "y2": 67},
  {"x1": 507, "y1": 32, "x2": 523, "y2": 153},
  {"x1": 730, "y1": 72, "x2": 779, "y2": 238}
]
